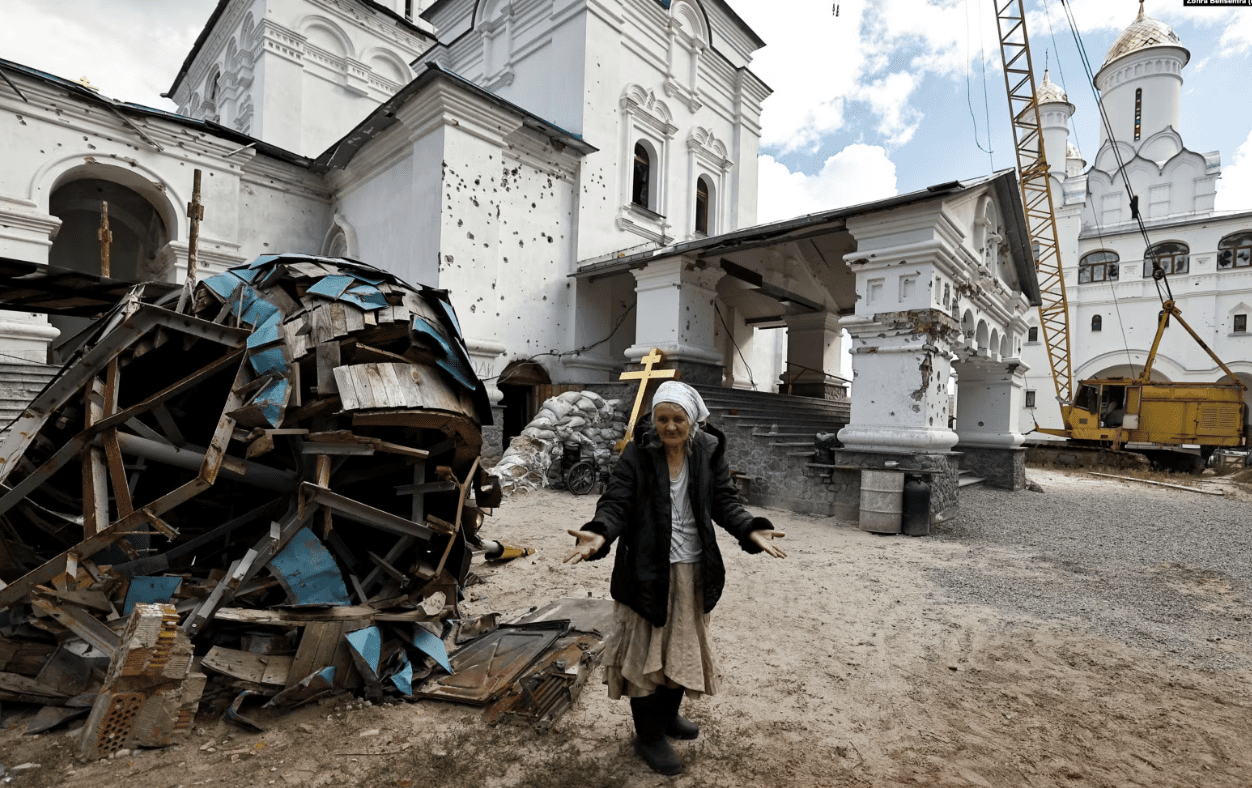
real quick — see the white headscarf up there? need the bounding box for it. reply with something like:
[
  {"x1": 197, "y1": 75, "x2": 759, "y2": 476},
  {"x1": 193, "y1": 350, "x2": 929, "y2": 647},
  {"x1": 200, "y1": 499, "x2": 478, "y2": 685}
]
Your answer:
[{"x1": 651, "y1": 381, "x2": 710, "y2": 425}]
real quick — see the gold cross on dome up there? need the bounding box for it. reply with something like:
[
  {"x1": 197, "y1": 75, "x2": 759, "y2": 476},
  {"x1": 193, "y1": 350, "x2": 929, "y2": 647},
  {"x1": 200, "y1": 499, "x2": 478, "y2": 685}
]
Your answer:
[{"x1": 616, "y1": 348, "x2": 680, "y2": 453}]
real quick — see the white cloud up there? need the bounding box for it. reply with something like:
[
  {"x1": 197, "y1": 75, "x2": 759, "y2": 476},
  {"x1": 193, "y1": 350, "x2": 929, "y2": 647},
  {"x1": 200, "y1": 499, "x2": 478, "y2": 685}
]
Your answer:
[
  {"x1": 1217, "y1": 10, "x2": 1252, "y2": 55},
  {"x1": 734, "y1": 1, "x2": 868, "y2": 154},
  {"x1": 1216, "y1": 129, "x2": 1252, "y2": 213},
  {"x1": 0, "y1": 1, "x2": 214, "y2": 108},
  {"x1": 853, "y1": 71, "x2": 922, "y2": 147},
  {"x1": 735, "y1": 0, "x2": 1004, "y2": 156},
  {"x1": 756, "y1": 145, "x2": 898, "y2": 224}
]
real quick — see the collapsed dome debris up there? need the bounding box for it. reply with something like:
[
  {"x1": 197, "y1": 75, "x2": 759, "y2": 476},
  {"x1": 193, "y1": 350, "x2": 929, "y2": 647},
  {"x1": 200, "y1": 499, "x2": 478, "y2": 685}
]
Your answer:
[{"x1": 0, "y1": 254, "x2": 606, "y2": 756}]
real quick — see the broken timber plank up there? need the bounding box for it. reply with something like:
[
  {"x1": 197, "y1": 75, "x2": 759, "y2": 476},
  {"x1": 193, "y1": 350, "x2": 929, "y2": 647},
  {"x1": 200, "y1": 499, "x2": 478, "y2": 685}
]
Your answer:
[
  {"x1": 299, "y1": 483, "x2": 432, "y2": 541},
  {"x1": 286, "y1": 620, "x2": 362, "y2": 690},
  {"x1": 212, "y1": 606, "x2": 380, "y2": 626},
  {"x1": 182, "y1": 505, "x2": 312, "y2": 635},
  {"x1": 202, "y1": 647, "x2": 293, "y2": 687},
  {"x1": 0, "y1": 348, "x2": 245, "y2": 520},
  {"x1": 82, "y1": 380, "x2": 109, "y2": 538},
  {"x1": 30, "y1": 595, "x2": 120, "y2": 654},
  {"x1": 0, "y1": 304, "x2": 249, "y2": 485},
  {"x1": 361, "y1": 535, "x2": 417, "y2": 595},
  {"x1": 316, "y1": 341, "x2": 341, "y2": 399},
  {"x1": 0, "y1": 509, "x2": 175, "y2": 611}
]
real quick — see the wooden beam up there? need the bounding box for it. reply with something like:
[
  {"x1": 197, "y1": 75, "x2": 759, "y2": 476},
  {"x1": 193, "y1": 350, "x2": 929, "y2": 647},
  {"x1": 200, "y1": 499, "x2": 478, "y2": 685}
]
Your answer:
[{"x1": 82, "y1": 380, "x2": 109, "y2": 538}]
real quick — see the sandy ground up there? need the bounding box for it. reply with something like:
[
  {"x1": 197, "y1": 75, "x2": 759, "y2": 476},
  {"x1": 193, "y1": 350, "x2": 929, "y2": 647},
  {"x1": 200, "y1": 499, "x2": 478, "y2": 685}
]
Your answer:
[{"x1": 3, "y1": 469, "x2": 1251, "y2": 788}]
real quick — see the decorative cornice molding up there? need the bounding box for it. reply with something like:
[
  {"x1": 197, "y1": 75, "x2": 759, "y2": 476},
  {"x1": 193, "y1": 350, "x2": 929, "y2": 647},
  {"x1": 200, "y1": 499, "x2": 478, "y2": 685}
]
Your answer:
[
  {"x1": 621, "y1": 85, "x2": 678, "y2": 139},
  {"x1": 687, "y1": 126, "x2": 732, "y2": 171}
]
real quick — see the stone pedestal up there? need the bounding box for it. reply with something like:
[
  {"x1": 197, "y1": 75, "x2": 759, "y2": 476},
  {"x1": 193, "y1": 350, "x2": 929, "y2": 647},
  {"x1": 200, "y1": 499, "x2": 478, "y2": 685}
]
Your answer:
[
  {"x1": 956, "y1": 446, "x2": 1026, "y2": 491},
  {"x1": 833, "y1": 448, "x2": 961, "y2": 524},
  {"x1": 838, "y1": 310, "x2": 961, "y2": 452}
]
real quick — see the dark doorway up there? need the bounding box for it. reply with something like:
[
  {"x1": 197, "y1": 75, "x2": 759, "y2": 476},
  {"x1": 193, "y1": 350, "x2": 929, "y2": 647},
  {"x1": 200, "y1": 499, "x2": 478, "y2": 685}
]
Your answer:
[
  {"x1": 498, "y1": 361, "x2": 551, "y2": 444},
  {"x1": 47, "y1": 177, "x2": 169, "y2": 362}
]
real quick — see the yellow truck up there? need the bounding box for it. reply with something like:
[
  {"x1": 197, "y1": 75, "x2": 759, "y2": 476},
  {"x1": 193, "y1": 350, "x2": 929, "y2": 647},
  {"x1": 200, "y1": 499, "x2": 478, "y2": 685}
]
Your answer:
[{"x1": 1034, "y1": 301, "x2": 1247, "y2": 460}]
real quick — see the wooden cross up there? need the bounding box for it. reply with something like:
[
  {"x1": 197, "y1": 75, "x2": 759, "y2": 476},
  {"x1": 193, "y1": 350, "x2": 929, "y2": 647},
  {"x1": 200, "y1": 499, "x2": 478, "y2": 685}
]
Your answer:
[
  {"x1": 175, "y1": 169, "x2": 205, "y2": 314},
  {"x1": 616, "y1": 347, "x2": 679, "y2": 453},
  {"x1": 186, "y1": 169, "x2": 204, "y2": 284},
  {"x1": 97, "y1": 201, "x2": 112, "y2": 278}
]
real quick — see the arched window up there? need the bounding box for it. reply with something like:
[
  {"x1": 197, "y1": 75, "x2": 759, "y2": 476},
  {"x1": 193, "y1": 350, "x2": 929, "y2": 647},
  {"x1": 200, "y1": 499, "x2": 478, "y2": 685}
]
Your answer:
[
  {"x1": 1143, "y1": 242, "x2": 1189, "y2": 278},
  {"x1": 1134, "y1": 88, "x2": 1142, "y2": 141},
  {"x1": 1078, "y1": 250, "x2": 1119, "y2": 284},
  {"x1": 1217, "y1": 232, "x2": 1252, "y2": 270},
  {"x1": 632, "y1": 142, "x2": 652, "y2": 210},
  {"x1": 694, "y1": 176, "x2": 710, "y2": 235},
  {"x1": 1091, "y1": 314, "x2": 1103, "y2": 332}
]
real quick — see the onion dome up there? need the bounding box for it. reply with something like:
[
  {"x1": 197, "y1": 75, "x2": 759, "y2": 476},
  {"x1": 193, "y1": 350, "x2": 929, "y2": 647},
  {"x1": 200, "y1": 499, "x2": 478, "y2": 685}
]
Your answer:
[
  {"x1": 1037, "y1": 69, "x2": 1068, "y2": 104},
  {"x1": 1066, "y1": 141, "x2": 1081, "y2": 160},
  {"x1": 1103, "y1": 0, "x2": 1186, "y2": 68}
]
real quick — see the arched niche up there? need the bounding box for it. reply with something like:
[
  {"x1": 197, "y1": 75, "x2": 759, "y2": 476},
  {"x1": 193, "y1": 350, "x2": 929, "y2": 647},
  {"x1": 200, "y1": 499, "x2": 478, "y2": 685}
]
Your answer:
[
  {"x1": 46, "y1": 170, "x2": 175, "y2": 360},
  {"x1": 364, "y1": 48, "x2": 412, "y2": 85},
  {"x1": 322, "y1": 215, "x2": 358, "y2": 259},
  {"x1": 300, "y1": 16, "x2": 353, "y2": 59}
]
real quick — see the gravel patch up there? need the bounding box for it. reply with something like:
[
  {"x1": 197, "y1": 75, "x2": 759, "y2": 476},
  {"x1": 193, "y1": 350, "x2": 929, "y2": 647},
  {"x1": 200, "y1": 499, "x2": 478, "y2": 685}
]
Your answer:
[{"x1": 927, "y1": 468, "x2": 1252, "y2": 671}]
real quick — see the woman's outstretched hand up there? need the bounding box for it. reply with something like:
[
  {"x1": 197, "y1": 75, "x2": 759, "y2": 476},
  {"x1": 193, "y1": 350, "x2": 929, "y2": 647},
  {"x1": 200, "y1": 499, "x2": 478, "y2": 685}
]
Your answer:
[
  {"x1": 750, "y1": 529, "x2": 787, "y2": 558},
  {"x1": 564, "y1": 529, "x2": 606, "y2": 564}
]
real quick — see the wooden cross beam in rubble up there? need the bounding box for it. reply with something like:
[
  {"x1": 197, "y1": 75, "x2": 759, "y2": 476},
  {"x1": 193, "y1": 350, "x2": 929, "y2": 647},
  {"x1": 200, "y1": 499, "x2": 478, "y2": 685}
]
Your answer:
[{"x1": 616, "y1": 347, "x2": 679, "y2": 453}]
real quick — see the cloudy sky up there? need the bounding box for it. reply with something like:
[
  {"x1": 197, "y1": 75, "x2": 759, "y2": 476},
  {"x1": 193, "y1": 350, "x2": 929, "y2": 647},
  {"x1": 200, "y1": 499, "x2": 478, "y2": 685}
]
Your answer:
[{"x1": 3, "y1": 0, "x2": 1251, "y2": 223}]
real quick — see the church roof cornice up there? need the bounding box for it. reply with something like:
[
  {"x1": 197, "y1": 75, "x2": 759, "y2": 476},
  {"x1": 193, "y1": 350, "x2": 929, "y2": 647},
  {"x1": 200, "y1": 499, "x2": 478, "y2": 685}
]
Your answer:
[
  {"x1": 167, "y1": 0, "x2": 436, "y2": 98},
  {"x1": 0, "y1": 56, "x2": 312, "y2": 170},
  {"x1": 311, "y1": 62, "x2": 596, "y2": 173}
]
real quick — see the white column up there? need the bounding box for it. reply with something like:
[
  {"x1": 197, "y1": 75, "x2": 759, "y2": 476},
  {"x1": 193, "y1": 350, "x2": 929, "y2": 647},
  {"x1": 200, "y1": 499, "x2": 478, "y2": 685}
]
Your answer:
[
  {"x1": 953, "y1": 357, "x2": 1029, "y2": 449},
  {"x1": 0, "y1": 199, "x2": 62, "y2": 361},
  {"x1": 466, "y1": 338, "x2": 506, "y2": 406},
  {"x1": 782, "y1": 311, "x2": 841, "y2": 391},
  {"x1": 625, "y1": 257, "x2": 725, "y2": 366}
]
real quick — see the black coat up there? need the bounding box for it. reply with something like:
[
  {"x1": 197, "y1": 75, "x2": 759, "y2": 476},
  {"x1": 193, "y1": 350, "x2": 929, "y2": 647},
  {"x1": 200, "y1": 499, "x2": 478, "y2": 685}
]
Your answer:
[{"x1": 582, "y1": 421, "x2": 771, "y2": 627}]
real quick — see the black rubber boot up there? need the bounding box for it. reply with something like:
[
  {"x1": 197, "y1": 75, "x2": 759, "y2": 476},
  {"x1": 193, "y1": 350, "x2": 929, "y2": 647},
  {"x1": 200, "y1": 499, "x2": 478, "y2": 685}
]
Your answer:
[
  {"x1": 630, "y1": 694, "x2": 684, "y2": 775},
  {"x1": 657, "y1": 685, "x2": 699, "y2": 740}
]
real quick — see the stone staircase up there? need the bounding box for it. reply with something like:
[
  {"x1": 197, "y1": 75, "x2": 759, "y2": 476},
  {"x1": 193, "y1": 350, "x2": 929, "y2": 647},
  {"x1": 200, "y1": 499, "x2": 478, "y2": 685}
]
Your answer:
[
  {"x1": 693, "y1": 384, "x2": 986, "y2": 518},
  {"x1": 0, "y1": 361, "x2": 60, "y2": 437},
  {"x1": 693, "y1": 384, "x2": 851, "y2": 514},
  {"x1": 957, "y1": 469, "x2": 986, "y2": 489}
]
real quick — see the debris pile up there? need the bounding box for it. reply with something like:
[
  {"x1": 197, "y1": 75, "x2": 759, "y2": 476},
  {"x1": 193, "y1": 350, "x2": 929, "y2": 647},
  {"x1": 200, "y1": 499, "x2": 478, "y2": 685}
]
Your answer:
[
  {"x1": 490, "y1": 390, "x2": 627, "y2": 493},
  {"x1": 0, "y1": 254, "x2": 603, "y2": 755}
]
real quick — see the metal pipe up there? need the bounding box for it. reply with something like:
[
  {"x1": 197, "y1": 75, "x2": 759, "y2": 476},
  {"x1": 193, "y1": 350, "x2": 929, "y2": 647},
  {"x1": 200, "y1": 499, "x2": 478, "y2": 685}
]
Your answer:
[{"x1": 112, "y1": 432, "x2": 297, "y2": 493}]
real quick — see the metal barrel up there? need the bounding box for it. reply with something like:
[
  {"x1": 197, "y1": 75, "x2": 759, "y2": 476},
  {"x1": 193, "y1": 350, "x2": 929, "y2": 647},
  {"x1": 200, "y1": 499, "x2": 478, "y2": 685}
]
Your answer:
[{"x1": 858, "y1": 469, "x2": 904, "y2": 534}]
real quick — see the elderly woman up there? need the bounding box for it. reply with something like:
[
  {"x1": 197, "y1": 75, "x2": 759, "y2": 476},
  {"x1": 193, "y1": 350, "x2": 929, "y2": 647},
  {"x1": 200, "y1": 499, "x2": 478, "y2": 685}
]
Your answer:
[{"x1": 565, "y1": 381, "x2": 786, "y2": 775}]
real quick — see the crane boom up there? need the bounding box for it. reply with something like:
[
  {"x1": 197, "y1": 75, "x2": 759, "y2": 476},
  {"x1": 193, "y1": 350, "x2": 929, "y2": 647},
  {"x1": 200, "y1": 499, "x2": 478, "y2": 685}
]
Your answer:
[{"x1": 993, "y1": 0, "x2": 1073, "y2": 408}]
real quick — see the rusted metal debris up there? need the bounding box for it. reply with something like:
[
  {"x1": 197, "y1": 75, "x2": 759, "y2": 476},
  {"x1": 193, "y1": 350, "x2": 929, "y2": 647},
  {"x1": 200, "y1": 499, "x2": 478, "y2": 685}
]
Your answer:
[{"x1": 0, "y1": 253, "x2": 600, "y2": 754}]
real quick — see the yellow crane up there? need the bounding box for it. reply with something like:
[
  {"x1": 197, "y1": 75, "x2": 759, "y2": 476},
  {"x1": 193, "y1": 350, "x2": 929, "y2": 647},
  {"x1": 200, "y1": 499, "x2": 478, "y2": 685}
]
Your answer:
[{"x1": 991, "y1": 0, "x2": 1246, "y2": 462}]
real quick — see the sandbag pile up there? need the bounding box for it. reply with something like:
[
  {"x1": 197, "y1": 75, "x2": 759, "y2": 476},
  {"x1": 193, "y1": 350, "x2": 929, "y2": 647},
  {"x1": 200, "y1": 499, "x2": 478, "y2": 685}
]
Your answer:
[{"x1": 490, "y1": 391, "x2": 628, "y2": 493}]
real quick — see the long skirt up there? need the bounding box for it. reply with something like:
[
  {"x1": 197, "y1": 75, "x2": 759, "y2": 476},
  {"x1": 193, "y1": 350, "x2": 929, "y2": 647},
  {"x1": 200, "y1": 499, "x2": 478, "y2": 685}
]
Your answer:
[{"x1": 601, "y1": 561, "x2": 720, "y2": 699}]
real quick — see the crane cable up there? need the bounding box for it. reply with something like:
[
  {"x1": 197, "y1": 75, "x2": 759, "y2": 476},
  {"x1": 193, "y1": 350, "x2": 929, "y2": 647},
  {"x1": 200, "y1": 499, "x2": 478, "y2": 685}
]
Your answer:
[
  {"x1": 1041, "y1": 4, "x2": 1137, "y2": 377},
  {"x1": 963, "y1": 0, "x2": 996, "y2": 167},
  {"x1": 1058, "y1": 0, "x2": 1171, "y2": 310}
]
